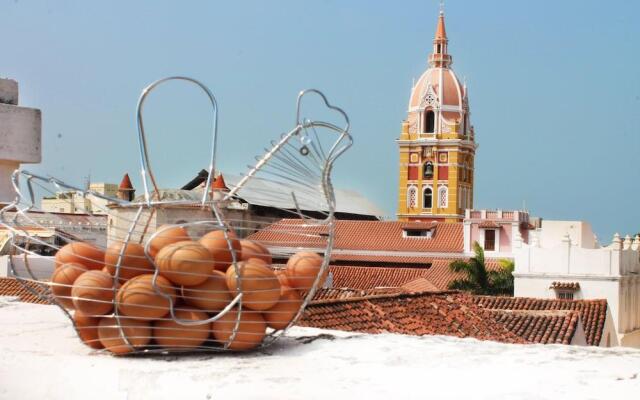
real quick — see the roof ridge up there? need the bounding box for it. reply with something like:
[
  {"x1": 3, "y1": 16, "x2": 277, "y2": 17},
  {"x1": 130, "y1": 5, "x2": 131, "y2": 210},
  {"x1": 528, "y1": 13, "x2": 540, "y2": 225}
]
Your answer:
[{"x1": 309, "y1": 290, "x2": 460, "y2": 306}]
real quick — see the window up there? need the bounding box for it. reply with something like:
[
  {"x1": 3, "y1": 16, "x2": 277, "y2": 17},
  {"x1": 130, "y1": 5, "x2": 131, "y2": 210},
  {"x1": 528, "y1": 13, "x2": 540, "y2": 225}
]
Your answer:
[
  {"x1": 557, "y1": 291, "x2": 574, "y2": 300},
  {"x1": 436, "y1": 44, "x2": 441, "y2": 53},
  {"x1": 424, "y1": 110, "x2": 435, "y2": 133},
  {"x1": 423, "y1": 187, "x2": 433, "y2": 209},
  {"x1": 423, "y1": 162, "x2": 434, "y2": 179},
  {"x1": 484, "y1": 229, "x2": 496, "y2": 251},
  {"x1": 403, "y1": 229, "x2": 433, "y2": 238},
  {"x1": 438, "y1": 186, "x2": 448, "y2": 208},
  {"x1": 407, "y1": 186, "x2": 417, "y2": 208}
]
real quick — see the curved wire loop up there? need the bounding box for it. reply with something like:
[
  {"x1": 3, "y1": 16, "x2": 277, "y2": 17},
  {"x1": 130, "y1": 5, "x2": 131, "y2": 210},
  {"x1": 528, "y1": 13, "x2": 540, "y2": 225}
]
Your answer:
[{"x1": 136, "y1": 76, "x2": 219, "y2": 206}]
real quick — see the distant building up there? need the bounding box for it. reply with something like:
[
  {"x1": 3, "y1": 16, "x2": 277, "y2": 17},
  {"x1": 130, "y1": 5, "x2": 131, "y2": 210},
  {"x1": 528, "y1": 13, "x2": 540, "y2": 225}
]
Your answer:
[
  {"x1": 514, "y1": 221, "x2": 640, "y2": 347},
  {"x1": 463, "y1": 209, "x2": 534, "y2": 257},
  {"x1": 107, "y1": 171, "x2": 383, "y2": 244},
  {"x1": 248, "y1": 209, "x2": 530, "y2": 292},
  {"x1": 0, "y1": 210, "x2": 107, "y2": 256},
  {"x1": 397, "y1": 10, "x2": 476, "y2": 223},
  {"x1": 41, "y1": 182, "x2": 118, "y2": 215}
]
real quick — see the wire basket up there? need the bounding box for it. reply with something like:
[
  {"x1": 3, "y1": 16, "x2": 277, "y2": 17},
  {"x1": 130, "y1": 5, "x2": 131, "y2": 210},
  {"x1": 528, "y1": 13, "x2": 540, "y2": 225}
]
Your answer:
[{"x1": 0, "y1": 77, "x2": 352, "y2": 355}]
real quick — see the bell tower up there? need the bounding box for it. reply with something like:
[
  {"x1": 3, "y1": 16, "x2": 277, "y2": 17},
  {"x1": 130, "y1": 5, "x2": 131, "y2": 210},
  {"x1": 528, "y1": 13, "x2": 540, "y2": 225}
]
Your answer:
[{"x1": 396, "y1": 9, "x2": 477, "y2": 223}]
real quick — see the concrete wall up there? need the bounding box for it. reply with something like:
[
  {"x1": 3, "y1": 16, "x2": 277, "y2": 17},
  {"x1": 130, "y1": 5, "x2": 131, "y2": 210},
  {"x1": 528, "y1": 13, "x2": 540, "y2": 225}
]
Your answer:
[
  {"x1": 0, "y1": 104, "x2": 42, "y2": 163},
  {"x1": 0, "y1": 78, "x2": 42, "y2": 203}
]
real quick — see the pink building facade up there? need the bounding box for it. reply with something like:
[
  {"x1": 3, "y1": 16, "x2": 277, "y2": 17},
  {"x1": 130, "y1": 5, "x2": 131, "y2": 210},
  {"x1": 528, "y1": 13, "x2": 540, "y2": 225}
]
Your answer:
[{"x1": 463, "y1": 209, "x2": 531, "y2": 257}]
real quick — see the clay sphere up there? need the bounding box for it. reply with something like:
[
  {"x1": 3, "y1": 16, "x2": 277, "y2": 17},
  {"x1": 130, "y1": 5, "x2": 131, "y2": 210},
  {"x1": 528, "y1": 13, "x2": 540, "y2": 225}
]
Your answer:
[
  {"x1": 97, "y1": 316, "x2": 152, "y2": 355},
  {"x1": 199, "y1": 229, "x2": 241, "y2": 271},
  {"x1": 71, "y1": 270, "x2": 115, "y2": 315},
  {"x1": 225, "y1": 258, "x2": 281, "y2": 311},
  {"x1": 153, "y1": 308, "x2": 211, "y2": 349},
  {"x1": 155, "y1": 241, "x2": 214, "y2": 286},
  {"x1": 51, "y1": 262, "x2": 87, "y2": 309},
  {"x1": 181, "y1": 270, "x2": 232, "y2": 313},
  {"x1": 211, "y1": 309, "x2": 266, "y2": 351},
  {"x1": 116, "y1": 274, "x2": 177, "y2": 320}
]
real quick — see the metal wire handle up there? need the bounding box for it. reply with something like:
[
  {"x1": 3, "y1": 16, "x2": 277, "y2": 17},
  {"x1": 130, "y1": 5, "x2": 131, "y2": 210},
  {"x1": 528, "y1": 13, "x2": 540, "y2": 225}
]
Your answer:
[{"x1": 136, "y1": 77, "x2": 219, "y2": 206}]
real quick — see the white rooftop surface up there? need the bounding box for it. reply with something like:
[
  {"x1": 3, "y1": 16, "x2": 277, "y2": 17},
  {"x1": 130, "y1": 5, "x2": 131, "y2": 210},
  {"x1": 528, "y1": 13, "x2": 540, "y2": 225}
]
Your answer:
[{"x1": 1, "y1": 299, "x2": 639, "y2": 400}]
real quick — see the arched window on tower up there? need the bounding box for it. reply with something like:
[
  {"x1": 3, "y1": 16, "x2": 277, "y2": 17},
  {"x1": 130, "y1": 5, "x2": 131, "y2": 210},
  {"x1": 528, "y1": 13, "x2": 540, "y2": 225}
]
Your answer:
[
  {"x1": 407, "y1": 186, "x2": 417, "y2": 209},
  {"x1": 423, "y1": 161, "x2": 434, "y2": 179},
  {"x1": 423, "y1": 186, "x2": 433, "y2": 209},
  {"x1": 424, "y1": 110, "x2": 435, "y2": 133},
  {"x1": 438, "y1": 186, "x2": 448, "y2": 209}
]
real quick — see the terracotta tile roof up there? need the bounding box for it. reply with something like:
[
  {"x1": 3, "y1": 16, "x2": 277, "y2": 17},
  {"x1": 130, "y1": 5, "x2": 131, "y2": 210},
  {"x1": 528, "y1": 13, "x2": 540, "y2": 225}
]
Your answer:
[
  {"x1": 328, "y1": 261, "x2": 503, "y2": 294},
  {"x1": 491, "y1": 310, "x2": 580, "y2": 345},
  {"x1": 0, "y1": 277, "x2": 50, "y2": 305},
  {"x1": 549, "y1": 282, "x2": 580, "y2": 291},
  {"x1": 400, "y1": 278, "x2": 441, "y2": 293},
  {"x1": 312, "y1": 287, "x2": 403, "y2": 301},
  {"x1": 250, "y1": 219, "x2": 463, "y2": 253},
  {"x1": 473, "y1": 296, "x2": 607, "y2": 346},
  {"x1": 330, "y1": 265, "x2": 435, "y2": 290},
  {"x1": 301, "y1": 291, "x2": 598, "y2": 346},
  {"x1": 299, "y1": 292, "x2": 527, "y2": 344},
  {"x1": 330, "y1": 254, "x2": 438, "y2": 264},
  {"x1": 119, "y1": 173, "x2": 133, "y2": 190}
]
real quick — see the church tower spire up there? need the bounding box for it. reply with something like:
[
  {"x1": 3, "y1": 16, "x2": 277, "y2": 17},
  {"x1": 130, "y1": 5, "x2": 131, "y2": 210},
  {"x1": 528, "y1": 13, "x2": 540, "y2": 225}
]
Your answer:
[
  {"x1": 396, "y1": 7, "x2": 477, "y2": 223},
  {"x1": 429, "y1": 9, "x2": 452, "y2": 68}
]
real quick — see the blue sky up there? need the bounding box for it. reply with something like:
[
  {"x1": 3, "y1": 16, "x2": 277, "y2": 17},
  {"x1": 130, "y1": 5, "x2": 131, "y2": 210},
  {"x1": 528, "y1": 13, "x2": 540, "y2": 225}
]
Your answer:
[{"x1": 2, "y1": 0, "x2": 639, "y2": 241}]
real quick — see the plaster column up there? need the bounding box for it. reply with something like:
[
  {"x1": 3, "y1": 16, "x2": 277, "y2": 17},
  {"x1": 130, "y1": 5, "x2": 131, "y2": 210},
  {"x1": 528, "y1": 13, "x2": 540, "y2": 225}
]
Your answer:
[
  {"x1": 0, "y1": 161, "x2": 19, "y2": 203},
  {"x1": 0, "y1": 78, "x2": 42, "y2": 204}
]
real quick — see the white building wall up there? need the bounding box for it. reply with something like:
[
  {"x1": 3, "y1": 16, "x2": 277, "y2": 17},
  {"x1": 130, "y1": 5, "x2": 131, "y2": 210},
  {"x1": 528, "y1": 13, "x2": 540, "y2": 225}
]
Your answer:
[
  {"x1": 538, "y1": 220, "x2": 597, "y2": 249},
  {"x1": 514, "y1": 225, "x2": 640, "y2": 347}
]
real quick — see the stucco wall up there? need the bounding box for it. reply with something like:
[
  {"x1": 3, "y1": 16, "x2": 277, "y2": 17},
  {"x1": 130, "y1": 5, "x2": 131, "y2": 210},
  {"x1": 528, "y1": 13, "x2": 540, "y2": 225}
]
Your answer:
[
  {"x1": 0, "y1": 104, "x2": 41, "y2": 163},
  {"x1": 499, "y1": 225, "x2": 512, "y2": 252},
  {"x1": 539, "y1": 220, "x2": 597, "y2": 249},
  {"x1": 0, "y1": 161, "x2": 19, "y2": 204}
]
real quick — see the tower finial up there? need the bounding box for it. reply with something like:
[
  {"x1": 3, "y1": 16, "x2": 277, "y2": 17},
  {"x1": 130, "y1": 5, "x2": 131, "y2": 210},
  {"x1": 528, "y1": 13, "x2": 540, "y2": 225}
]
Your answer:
[
  {"x1": 440, "y1": 0, "x2": 445, "y2": 15},
  {"x1": 429, "y1": 5, "x2": 451, "y2": 67}
]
